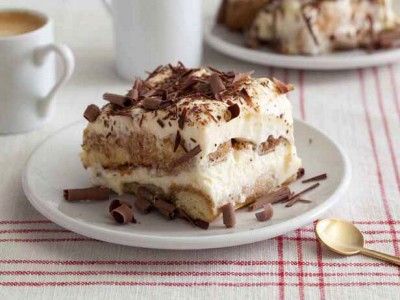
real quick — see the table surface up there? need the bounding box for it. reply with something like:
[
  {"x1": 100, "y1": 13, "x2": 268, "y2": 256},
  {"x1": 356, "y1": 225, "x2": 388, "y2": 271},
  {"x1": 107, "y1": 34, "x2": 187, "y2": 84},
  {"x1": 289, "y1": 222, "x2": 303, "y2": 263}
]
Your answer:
[{"x1": 1, "y1": 1, "x2": 400, "y2": 299}]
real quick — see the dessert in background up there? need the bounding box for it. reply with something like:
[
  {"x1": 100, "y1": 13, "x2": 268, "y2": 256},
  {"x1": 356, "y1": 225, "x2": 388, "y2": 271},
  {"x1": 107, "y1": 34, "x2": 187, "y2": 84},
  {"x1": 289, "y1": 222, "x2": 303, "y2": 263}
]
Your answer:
[
  {"x1": 218, "y1": 0, "x2": 400, "y2": 55},
  {"x1": 80, "y1": 63, "x2": 302, "y2": 223}
]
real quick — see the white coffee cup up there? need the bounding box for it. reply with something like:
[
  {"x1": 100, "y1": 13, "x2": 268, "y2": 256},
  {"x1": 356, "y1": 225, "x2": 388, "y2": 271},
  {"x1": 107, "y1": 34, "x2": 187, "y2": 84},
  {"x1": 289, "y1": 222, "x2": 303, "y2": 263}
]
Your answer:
[
  {"x1": 0, "y1": 9, "x2": 74, "y2": 134},
  {"x1": 102, "y1": 0, "x2": 202, "y2": 80}
]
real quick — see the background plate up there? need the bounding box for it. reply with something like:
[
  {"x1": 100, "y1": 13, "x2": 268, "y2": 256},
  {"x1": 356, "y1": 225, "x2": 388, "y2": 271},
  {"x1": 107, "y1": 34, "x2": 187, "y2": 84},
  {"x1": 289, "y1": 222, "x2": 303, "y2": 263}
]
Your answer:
[
  {"x1": 204, "y1": 19, "x2": 400, "y2": 70},
  {"x1": 22, "y1": 120, "x2": 350, "y2": 249}
]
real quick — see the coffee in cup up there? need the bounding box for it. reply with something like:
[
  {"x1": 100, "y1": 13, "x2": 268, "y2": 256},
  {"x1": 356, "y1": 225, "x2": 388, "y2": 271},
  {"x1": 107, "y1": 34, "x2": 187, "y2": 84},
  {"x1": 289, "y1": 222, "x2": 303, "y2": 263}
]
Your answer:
[{"x1": 0, "y1": 10, "x2": 45, "y2": 37}]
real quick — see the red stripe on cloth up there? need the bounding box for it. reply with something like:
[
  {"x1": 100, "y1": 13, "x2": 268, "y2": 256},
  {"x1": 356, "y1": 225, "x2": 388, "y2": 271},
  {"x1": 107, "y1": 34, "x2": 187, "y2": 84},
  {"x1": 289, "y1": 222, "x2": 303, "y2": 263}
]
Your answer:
[
  {"x1": 0, "y1": 281, "x2": 400, "y2": 287},
  {"x1": 277, "y1": 236, "x2": 285, "y2": 300},
  {"x1": 0, "y1": 229, "x2": 70, "y2": 234},
  {"x1": 388, "y1": 65, "x2": 400, "y2": 121},
  {"x1": 2, "y1": 270, "x2": 399, "y2": 277},
  {"x1": 358, "y1": 69, "x2": 400, "y2": 255},
  {"x1": 0, "y1": 259, "x2": 396, "y2": 267},
  {"x1": 0, "y1": 238, "x2": 93, "y2": 242},
  {"x1": 373, "y1": 67, "x2": 400, "y2": 213},
  {"x1": 295, "y1": 229, "x2": 305, "y2": 300},
  {"x1": 0, "y1": 220, "x2": 51, "y2": 225}
]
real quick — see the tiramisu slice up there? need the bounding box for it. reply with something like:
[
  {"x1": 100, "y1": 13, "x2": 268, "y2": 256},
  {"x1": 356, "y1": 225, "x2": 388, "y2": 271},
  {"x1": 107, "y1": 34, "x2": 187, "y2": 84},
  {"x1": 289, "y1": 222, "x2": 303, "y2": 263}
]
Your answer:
[
  {"x1": 246, "y1": 0, "x2": 400, "y2": 54},
  {"x1": 81, "y1": 64, "x2": 302, "y2": 223}
]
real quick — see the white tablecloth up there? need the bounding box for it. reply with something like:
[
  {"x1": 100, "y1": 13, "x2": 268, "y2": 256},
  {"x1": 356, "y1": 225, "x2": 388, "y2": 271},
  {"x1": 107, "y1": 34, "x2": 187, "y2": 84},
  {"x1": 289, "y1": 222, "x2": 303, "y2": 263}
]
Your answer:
[{"x1": 1, "y1": 1, "x2": 400, "y2": 299}]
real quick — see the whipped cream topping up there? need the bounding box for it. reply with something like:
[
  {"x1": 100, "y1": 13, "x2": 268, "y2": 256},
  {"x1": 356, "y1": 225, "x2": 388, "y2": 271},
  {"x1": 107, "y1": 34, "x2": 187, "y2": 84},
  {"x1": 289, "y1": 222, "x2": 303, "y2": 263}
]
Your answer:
[{"x1": 248, "y1": 0, "x2": 399, "y2": 54}]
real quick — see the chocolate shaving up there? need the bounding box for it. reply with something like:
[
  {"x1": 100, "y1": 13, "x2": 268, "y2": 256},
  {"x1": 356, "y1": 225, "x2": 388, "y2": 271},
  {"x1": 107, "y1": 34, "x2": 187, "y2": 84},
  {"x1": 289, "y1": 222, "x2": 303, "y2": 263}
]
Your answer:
[
  {"x1": 209, "y1": 73, "x2": 225, "y2": 98},
  {"x1": 83, "y1": 104, "x2": 101, "y2": 122},
  {"x1": 285, "y1": 183, "x2": 320, "y2": 207},
  {"x1": 225, "y1": 103, "x2": 240, "y2": 121},
  {"x1": 142, "y1": 97, "x2": 162, "y2": 110},
  {"x1": 255, "y1": 204, "x2": 273, "y2": 222},
  {"x1": 298, "y1": 199, "x2": 312, "y2": 204},
  {"x1": 174, "y1": 131, "x2": 181, "y2": 152},
  {"x1": 232, "y1": 71, "x2": 254, "y2": 84},
  {"x1": 194, "y1": 219, "x2": 209, "y2": 230},
  {"x1": 103, "y1": 93, "x2": 134, "y2": 108},
  {"x1": 111, "y1": 203, "x2": 135, "y2": 224},
  {"x1": 178, "y1": 108, "x2": 187, "y2": 130},
  {"x1": 272, "y1": 78, "x2": 294, "y2": 94},
  {"x1": 63, "y1": 187, "x2": 110, "y2": 201},
  {"x1": 222, "y1": 203, "x2": 236, "y2": 228},
  {"x1": 170, "y1": 145, "x2": 201, "y2": 169},
  {"x1": 134, "y1": 197, "x2": 153, "y2": 214},
  {"x1": 139, "y1": 114, "x2": 144, "y2": 127},
  {"x1": 302, "y1": 173, "x2": 327, "y2": 184},
  {"x1": 249, "y1": 187, "x2": 291, "y2": 211},
  {"x1": 154, "y1": 197, "x2": 176, "y2": 219},
  {"x1": 240, "y1": 88, "x2": 252, "y2": 105},
  {"x1": 157, "y1": 119, "x2": 165, "y2": 128}
]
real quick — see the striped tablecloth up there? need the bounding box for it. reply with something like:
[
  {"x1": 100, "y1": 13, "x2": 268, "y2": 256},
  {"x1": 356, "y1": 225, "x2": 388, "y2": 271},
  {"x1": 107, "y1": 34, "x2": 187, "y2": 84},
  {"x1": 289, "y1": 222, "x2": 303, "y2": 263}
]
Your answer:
[{"x1": 1, "y1": 1, "x2": 400, "y2": 299}]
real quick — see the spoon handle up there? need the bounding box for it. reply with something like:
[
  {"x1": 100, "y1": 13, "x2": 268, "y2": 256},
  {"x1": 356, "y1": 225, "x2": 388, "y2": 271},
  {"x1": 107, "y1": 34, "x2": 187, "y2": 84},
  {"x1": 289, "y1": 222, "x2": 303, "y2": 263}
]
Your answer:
[{"x1": 360, "y1": 248, "x2": 400, "y2": 266}]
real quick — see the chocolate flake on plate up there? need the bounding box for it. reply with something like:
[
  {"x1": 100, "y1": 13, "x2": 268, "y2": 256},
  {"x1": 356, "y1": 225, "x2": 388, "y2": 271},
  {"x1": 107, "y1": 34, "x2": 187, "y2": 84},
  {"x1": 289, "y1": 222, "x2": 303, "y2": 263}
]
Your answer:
[
  {"x1": 178, "y1": 108, "x2": 187, "y2": 130},
  {"x1": 111, "y1": 203, "x2": 135, "y2": 224},
  {"x1": 285, "y1": 183, "x2": 320, "y2": 207},
  {"x1": 109, "y1": 199, "x2": 122, "y2": 212},
  {"x1": 83, "y1": 104, "x2": 101, "y2": 122},
  {"x1": 63, "y1": 187, "x2": 110, "y2": 201},
  {"x1": 297, "y1": 168, "x2": 305, "y2": 179},
  {"x1": 249, "y1": 187, "x2": 291, "y2": 211},
  {"x1": 154, "y1": 197, "x2": 176, "y2": 219},
  {"x1": 194, "y1": 219, "x2": 210, "y2": 230},
  {"x1": 255, "y1": 204, "x2": 273, "y2": 222},
  {"x1": 302, "y1": 173, "x2": 327, "y2": 184},
  {"x1": 222, "y1": 203, "x2": 236, "y2": 228}
]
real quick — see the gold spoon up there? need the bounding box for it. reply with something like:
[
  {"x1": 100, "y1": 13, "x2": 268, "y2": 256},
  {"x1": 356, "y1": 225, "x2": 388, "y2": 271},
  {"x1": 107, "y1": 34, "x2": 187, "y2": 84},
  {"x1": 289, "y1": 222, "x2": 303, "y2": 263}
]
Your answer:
[{"x1": 315, "y1": 218, "x2": 400, "y2": 266}]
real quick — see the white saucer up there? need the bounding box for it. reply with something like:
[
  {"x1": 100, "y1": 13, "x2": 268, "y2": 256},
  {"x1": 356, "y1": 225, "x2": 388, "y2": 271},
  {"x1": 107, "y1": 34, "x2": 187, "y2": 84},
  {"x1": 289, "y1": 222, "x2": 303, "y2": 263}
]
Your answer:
[
  {"x1": 22, "y1": 120, "x2": 350, "y2": 250},
  {"x1": 204, "y1": 19, "x2": 400, "y2": 70}
]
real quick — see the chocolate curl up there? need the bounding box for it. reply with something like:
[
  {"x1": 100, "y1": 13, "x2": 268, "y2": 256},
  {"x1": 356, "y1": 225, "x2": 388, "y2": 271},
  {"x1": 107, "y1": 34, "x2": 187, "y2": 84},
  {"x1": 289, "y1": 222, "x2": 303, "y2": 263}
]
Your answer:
[
  {"x1": 255, "y1": 204, "x2": 273, "y2": 222},
  {"x1": 135, "y1": 197, "x2": 153, "y2": 214},
  {"x1": 209, "y1": 73, "x2": 225, "y2": 98},
  {"x1": 83, "y1": 104, "x2": 101, "y2": 122},
  {"x1": 224, "y1": 103, "x2": 240, "y2": 122},
  {"x1": 111, "y1": 203, "x2": 135, "y2": 224},
  {"x1": 170, "y1": 145, "x2": 201, "y2": 169},
  {"x1": 63, "y1": 187, "x2": 110, "y2": 201},
  {"x1": 302, "y1": 173, "x2": 327, "y2": 183},
  {"x1": 272, "y1": 78, "x2": 294, "y2": 94},
  {"x1": 109, "y1": 199, "x2": 122, "y2": 212},
  {"x1": 173, "y1": 131, "x2": 181, "y2": 152},
  {"x1": 222, "y1": 203, "x2": 236, "y2": 228},
  {"x1": 136, "y1": 186, "x2": 155, "y2": 204},
  {"x1": 249, "y1": 187, "x2": 291, "y2": 211},
  {"x1": 142, "y1": 97, "x2": 162, "y2": 110},
  {"x1": 154, "y1": 197, "x2": 176, "y2": 219},
  {"x1": 103, "y1": 93, "x2": 134, "y2": 108}
]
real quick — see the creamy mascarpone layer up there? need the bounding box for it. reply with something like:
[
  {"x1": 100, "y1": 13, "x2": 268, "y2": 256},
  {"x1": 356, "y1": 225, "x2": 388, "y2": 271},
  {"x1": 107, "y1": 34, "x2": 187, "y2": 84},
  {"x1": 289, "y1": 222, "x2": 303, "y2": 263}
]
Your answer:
[{"x1": 89, "y1": 141, "x2": 301, "y2": 207}]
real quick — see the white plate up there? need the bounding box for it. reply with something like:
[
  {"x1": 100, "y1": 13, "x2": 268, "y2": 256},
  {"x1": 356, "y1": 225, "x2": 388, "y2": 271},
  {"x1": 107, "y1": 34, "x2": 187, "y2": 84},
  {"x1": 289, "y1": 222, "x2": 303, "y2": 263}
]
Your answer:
[
  {"x1": 204, "y1": 19, "x2": 400, "y2": 70},
  {"x1": 22, "y1": 120, "x2": 350, "y2": 250}
]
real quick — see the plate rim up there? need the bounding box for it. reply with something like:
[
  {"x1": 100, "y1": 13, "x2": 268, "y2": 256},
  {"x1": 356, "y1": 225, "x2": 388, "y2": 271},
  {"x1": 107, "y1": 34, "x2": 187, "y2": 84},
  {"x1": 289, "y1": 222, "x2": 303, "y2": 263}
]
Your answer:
[
  {"x1": 22, "y1": 119, "x2": 351, "y2": 250},
  {"x1": 204, "y1": 18, "x2": 400, "y2": 70}
]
